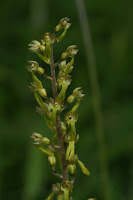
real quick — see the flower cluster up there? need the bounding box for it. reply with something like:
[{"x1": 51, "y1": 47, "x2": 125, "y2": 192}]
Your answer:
[{"x1": 27, "y1": 17, "x2": 90, "y2": 200}]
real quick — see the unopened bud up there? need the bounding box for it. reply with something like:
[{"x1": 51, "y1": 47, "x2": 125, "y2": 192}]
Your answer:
[
  {"x1": 68, "y1": 164, "x2": 76, "y2": 175},
  {"x1": 42, "y1": 137, "x2": 50, "y2": 145},
  {"x1": 55, "y1": 24, "x2": 62, "y2": 32},
  {"x1": 67, "y1": 95, "x2": 75, "y2": 104},
  {"x1": 61, "y1": 52, "x2": 68, "y2": 60},
  {"x1": 39, "y1": 45, "x2": 45, "y2": 51},
  {"x1": 38, "y1": 88, "x2": 47, "y2": 98},
  {"x1": 37, "y1": 67, "x2": 45, "y2": 75},
  {"x1": 44, "y1": 32, "x2": 51, "y2": 43},
  {"x1": 48, "y1": 155, "x2": 56, "y2": 166}
]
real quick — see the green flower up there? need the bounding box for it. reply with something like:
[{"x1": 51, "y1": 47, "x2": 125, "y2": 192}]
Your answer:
[
  {"x1": 28, "y1": 73, "x2": 47, "y2": 99},
  {"x1": 28, "y1": 40, "x2": 45, "y2": 52},
  {"x1": 73, "y1": 87, "x2": 85, "y2": 100},
  {"x1": 66, "y1": 141, "x2": 75, "y2": 161},
  {"x1": 26, "y1": 61, "x2": 39, "y2": 72},
  {"x1": 31, "y1": 132, "x2": 50, "y2": 145},
  {"x1": 56, "y1": 76, "x2": 72, "y2": 103},
  {"x1": 55, "y1": 17, "x2": 71, "y2": 33},
  {"x1": 55, "y1": 17, "x2": 71, "y2": 42},
  {"x1": 61, "y1": 181, "x2": 73, "y2": 200}
]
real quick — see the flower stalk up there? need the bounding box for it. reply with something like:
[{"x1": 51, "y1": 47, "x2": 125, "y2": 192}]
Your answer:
[{"x1": 27, "y1": 17, "x2": 91, "y2": 200}]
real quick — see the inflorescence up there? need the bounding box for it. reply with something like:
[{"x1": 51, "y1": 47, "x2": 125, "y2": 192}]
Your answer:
[{"x1": 27, "y1": 17, "x2": 90, "y2": 200}]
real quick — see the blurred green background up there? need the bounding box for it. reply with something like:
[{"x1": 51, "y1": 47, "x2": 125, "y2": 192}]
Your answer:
[{"x1": 0, "y1": 0, "x2": 133, "y2": 199}]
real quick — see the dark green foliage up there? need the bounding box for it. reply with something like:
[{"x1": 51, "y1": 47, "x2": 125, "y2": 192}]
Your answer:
[{"x1": 0, "y1": 0, "x2": 133, "y2": 200}]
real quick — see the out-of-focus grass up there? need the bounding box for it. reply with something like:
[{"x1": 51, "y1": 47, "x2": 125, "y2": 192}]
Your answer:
[{"x1": 0, "y1": 0, "x2": 133, "y2": 200}]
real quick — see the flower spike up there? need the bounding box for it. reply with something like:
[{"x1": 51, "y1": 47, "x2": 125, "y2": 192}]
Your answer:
[{"x1": 26, "y1": 17, "x2": 91, "y2": 200}]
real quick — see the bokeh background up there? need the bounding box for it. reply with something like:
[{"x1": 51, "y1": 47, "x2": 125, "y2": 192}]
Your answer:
[{"x1": 0, "y1": 0, "x2": 133, "y2": 200}]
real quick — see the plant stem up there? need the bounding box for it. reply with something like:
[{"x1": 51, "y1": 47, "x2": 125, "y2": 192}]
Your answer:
[{"x1": 50, "y1": 43, "x2": 68, "y2": 182}]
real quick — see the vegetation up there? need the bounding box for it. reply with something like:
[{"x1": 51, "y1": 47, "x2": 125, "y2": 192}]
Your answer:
[
  {"x1": 1, "y1": 1, "x2": 133, "y2": 200},
  {"x1": 27, "y1": 17, "x2": 90, "y2": 200}
]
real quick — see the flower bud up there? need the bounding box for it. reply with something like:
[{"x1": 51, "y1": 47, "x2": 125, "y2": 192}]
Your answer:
[
  {"x1": 37, "y1": 67, "x2": 45, "y2": 75},
  {"x1": 48, "y1": 155, "x2": 56, "y2": 166},
  {"x1": 55, "y1": 24, "x2": 62, "y2": 32},
  {"x1": 43, "y1": 32, "x2": 51, "y2": 43},
  {"x1": 38, "y1": 88, "x2": 47, "y2": 98},
  {"x1": 39, "y1": 45, "x2": 45, "y2": 51},
  {"x1": 68, "y1": 164, "x2": 76, "y2": 175},
  {"x1": 61, "y1": 52, "x2": 68, "y2": 60},
  {"x1": 42, "y1": 137, "x2": 50, "y2": 145},
  {"x1": 67, "y1": 95, "x2": 75, "y2": 104}
]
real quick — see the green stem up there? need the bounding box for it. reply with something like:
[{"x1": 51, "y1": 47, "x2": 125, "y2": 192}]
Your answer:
[{"x1": 50, "y1": 43, "x2": 68, "y2": 182}]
